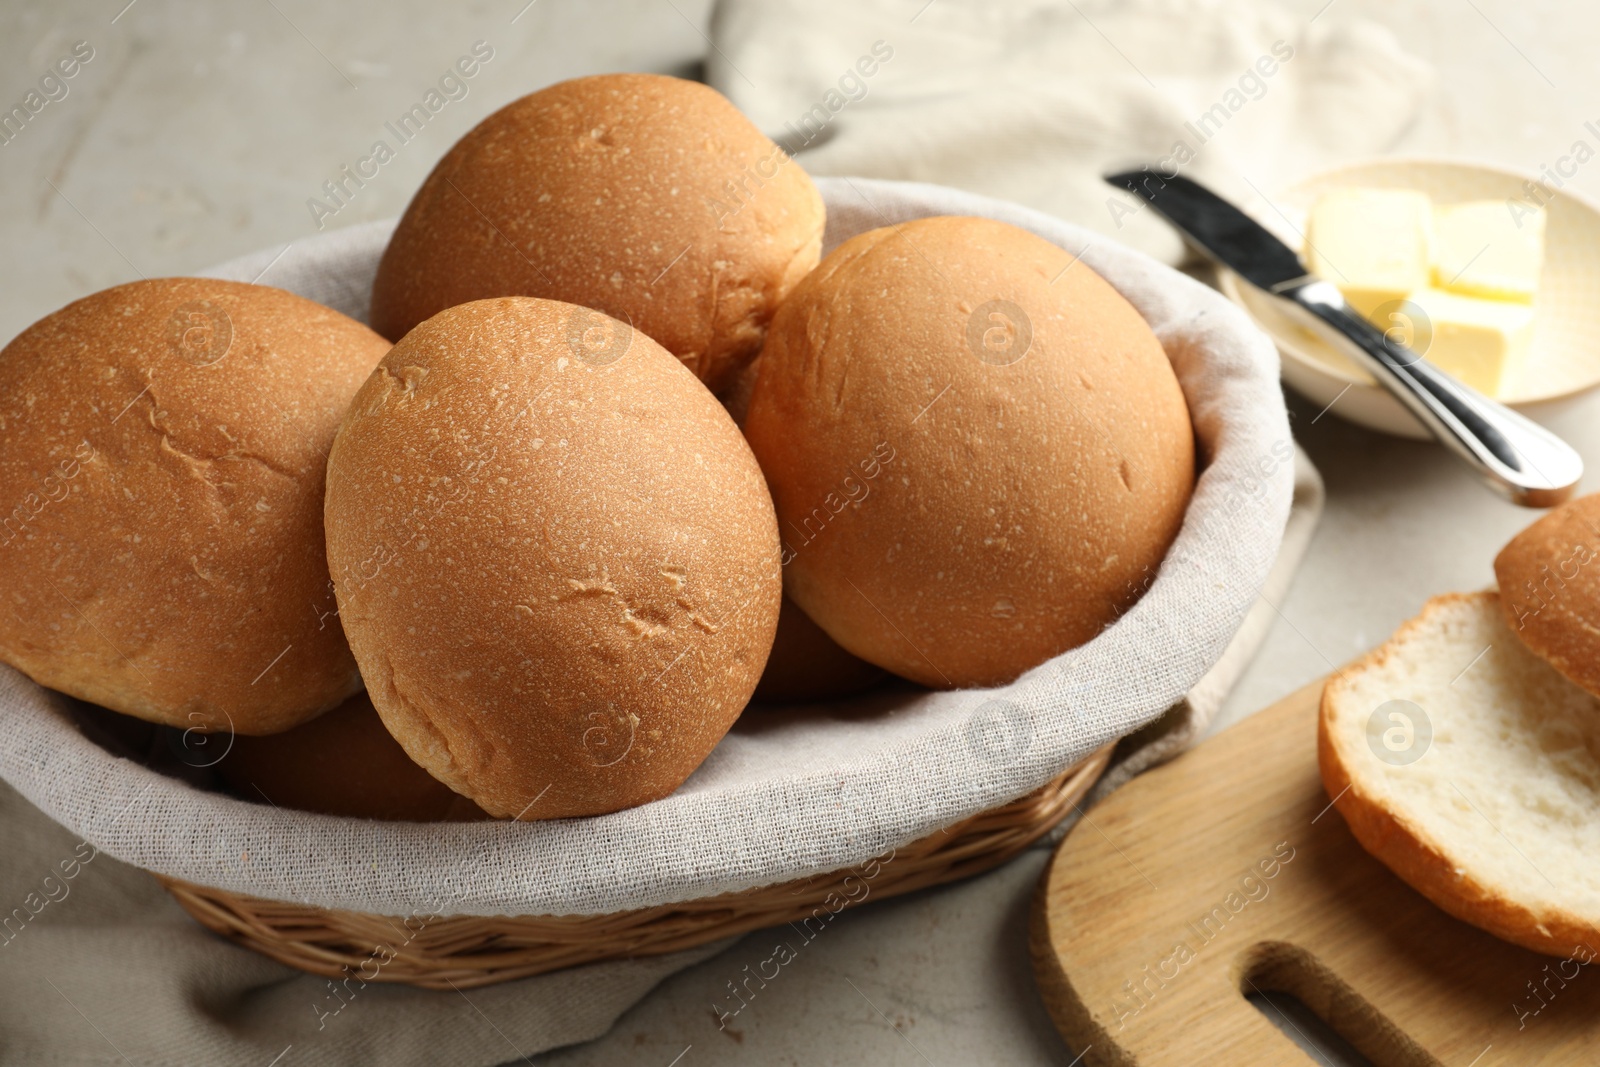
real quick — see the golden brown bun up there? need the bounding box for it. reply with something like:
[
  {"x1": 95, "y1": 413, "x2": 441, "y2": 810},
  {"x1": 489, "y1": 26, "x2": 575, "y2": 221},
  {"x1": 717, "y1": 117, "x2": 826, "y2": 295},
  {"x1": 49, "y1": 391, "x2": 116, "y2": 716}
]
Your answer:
[
  {"x1": 744, "y1": 216, "x2": 1194, "y2": 689},
  {"x1": 369, "y1": 73, "x2": 824, "y2": 395},
  {"x1": 753, "y1": 595, "x2": 887, "y2": 704},
  {"x1": 217, "y1": 691, "x2": 487, "y2": 821},
  {"x1": 1319, "y1": 592, "x2": 1600, "y2": 958},
  {"x1": 0, "y1": 278, "x2": 389, "y2": 733},
  {"x1": 1493, "y1": 492, "x2": 1600, "y2": 697},
  {"x1": 325, "y1": 297, "x2": 782, "y2": 819}
]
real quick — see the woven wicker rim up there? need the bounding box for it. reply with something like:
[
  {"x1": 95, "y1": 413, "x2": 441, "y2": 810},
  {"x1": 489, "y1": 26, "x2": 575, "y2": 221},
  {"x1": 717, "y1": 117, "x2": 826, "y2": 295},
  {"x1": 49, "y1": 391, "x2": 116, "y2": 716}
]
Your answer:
[{"x1": 160, "y1": 743, "x2": 1114, "y2": 989}]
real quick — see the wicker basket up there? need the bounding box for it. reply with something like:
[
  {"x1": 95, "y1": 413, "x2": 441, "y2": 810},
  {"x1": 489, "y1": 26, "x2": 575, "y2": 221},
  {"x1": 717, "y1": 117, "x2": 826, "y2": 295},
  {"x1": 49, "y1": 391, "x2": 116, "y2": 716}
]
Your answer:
[
  {"x1": 158, "y1": 743, "x2": 1113, "y2": 989},
  {"x1": 0, "y1": 179, "x2": 1291, "y2": 1001}
]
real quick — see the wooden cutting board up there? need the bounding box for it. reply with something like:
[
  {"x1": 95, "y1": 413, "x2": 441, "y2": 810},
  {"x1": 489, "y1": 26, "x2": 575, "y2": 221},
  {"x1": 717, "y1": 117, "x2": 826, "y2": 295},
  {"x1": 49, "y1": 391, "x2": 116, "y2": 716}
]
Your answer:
[{"x1": 1031, "y1": 680, "x2": 1599, "y2": 1065}]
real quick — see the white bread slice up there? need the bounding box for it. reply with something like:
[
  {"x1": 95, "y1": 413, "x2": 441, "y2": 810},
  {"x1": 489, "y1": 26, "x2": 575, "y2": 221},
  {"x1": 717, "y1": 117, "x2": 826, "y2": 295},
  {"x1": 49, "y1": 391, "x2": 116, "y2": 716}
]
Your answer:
[{"x1": 1320, "y1": 591, "x2": 1600, "y2": 957}]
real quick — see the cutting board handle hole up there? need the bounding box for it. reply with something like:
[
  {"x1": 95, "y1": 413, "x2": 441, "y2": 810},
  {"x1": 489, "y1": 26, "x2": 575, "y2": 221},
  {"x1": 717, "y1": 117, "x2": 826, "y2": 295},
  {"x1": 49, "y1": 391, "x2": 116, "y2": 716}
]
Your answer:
[
  {"x1": 1248, "y1": 988, "x2": 1379, "y2": 1067},
  {"x1": 1240, "y1": 941, "x2": 1437, "y2": 1066}
]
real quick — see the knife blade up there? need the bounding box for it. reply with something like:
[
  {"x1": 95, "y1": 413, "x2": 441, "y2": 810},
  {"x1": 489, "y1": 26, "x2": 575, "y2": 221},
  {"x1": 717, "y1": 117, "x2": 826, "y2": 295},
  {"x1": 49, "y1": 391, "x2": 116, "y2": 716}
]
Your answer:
[{"x1": 1104, "y1": 170, "x2": 1309, "y2": 291}]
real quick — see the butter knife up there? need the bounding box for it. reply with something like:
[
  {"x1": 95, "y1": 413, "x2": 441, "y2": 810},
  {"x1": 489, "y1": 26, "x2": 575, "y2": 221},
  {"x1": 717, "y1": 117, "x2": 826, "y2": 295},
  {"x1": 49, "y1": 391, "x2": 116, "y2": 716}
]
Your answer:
[{"x1": 1105, "y1": 170, "x2": 1582, "y2": 508}]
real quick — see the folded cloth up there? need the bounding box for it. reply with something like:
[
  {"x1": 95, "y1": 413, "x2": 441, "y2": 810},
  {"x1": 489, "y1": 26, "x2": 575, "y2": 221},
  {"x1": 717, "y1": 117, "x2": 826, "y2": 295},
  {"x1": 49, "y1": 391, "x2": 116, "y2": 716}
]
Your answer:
[
  {"x1": 0, "y1": 775, "x2": 732, "y2": 1067},
  {"x1": 707, "y1": 0, "x2": 1433, "y2": 266}
]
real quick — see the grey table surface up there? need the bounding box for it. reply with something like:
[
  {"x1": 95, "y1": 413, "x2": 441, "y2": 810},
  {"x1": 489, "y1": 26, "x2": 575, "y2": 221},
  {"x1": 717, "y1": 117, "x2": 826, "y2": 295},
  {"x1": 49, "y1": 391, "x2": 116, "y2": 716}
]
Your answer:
[{"x1": 2, "y1": 0, "x2": 1596, "y2": 1063}]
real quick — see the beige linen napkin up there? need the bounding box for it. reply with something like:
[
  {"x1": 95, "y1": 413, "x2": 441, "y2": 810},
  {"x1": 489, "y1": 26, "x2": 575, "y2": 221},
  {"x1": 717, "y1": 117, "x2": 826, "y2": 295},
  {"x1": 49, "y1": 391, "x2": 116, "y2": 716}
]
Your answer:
[
  {"x1": 0, "y1": 776, "x2": 733, "y2": 1066},
  {"x1": 707, "y1": 0, "x2": 1434, "y2": 266}
]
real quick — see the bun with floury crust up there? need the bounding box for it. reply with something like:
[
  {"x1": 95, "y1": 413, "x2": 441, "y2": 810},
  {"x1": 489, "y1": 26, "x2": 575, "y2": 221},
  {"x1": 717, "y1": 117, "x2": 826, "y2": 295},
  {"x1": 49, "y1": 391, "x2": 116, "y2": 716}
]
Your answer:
[
  {"x1": 1493, "y1": 491, "x2": 1600, "y2": 699},
  {"x1": 744, "y1": 216, "x2": 1194, "y2": 689},
  {"x1": 324, "y1": 297, "x2": 782, "y2": 820},
  {"x1": 0, "y1": 278, "x2": 389, "y2": 733},
  {"x1": 369, "y1": 73, "x2": 825, "y2": 396}
]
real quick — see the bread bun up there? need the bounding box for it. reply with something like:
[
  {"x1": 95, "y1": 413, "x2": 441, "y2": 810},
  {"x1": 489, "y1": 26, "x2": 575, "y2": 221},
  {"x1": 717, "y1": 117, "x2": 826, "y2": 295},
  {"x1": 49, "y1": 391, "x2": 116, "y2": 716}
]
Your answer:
[
  {"x1": 324, "y1": 297, "x2": 782, "y2": 819},
  {"x1": 744, "y1": 216, "x2": 1194, "y2": 689},
  {"x1": 753, "y1": 595, "x2": 886, "y2": 704},
  {"x1": 217, "y1": 691, "x2": 486, "y2": 821},
  {"x1": 1320, "y1": 592, "x2": 1600, "y2": 957},
  {"x1": 1493, "y1": 492, "x2": 1600, "y2": 698},
  {"x1": 0, "y1": 278, "x2": 389, "y2": 733},
  {"x1": 369, "y1": 73, "x2": 824, "y2": 395}
]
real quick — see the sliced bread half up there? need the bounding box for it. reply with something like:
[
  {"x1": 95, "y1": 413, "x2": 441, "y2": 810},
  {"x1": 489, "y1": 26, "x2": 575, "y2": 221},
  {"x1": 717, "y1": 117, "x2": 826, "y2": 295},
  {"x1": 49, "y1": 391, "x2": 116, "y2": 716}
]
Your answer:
[{"x1": 1320, "y1": 591, "x2": 1600, "y2": 957}]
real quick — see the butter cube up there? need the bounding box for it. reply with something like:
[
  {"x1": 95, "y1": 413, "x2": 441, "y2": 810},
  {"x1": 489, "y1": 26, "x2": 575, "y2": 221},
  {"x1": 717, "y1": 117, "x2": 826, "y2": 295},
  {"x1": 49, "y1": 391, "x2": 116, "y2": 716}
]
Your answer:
[
  {"x1": 1403, "y1": 286, "x2": 1534, "y2": 397},
  {"x1": 1305, "y1": 188, "x2": 1434, "y2": 320},
  {"x1": 1433, "y1": 200, "x2": 1545, "y2": 302}
]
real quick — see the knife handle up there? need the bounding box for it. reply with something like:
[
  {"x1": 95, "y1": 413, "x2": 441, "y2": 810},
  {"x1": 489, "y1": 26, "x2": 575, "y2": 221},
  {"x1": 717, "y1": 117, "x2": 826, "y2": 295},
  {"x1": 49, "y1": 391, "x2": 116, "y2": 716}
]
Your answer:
[{"x1": 1279, "y1": 280, "x2": 1583, "y2": 508}]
